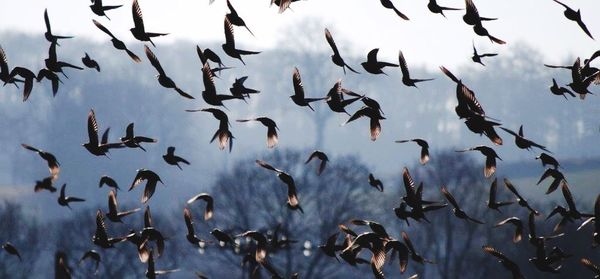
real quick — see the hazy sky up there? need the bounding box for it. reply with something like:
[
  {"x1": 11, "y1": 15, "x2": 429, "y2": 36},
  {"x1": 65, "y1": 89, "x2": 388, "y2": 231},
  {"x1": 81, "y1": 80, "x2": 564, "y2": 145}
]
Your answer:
[{"x1": 1, "y1": 0, "x2": 598, "y2": 69}]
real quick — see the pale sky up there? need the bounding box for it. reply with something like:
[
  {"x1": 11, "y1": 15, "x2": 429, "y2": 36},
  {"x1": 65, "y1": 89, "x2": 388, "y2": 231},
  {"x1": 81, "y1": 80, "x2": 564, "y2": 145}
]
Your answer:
[{"x1": 0, "y1": 0, "x2": 598, "y2": 69}]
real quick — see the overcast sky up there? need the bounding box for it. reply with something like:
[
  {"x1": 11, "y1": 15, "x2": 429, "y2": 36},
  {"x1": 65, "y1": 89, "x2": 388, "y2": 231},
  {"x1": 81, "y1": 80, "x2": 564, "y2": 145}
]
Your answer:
[{"x1": 1, "y1": 0, "x2": 598, "y2": 69}]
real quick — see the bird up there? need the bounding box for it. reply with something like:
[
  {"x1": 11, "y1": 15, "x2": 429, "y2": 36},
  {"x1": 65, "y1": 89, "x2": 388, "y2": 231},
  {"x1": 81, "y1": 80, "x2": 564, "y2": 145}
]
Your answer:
[
  {"x1": 92, "y1": 19, "x2": 141, "y2": 63},
  {"x1": 162, "y1": 147, "x2": 190, "y2": 170},
  {"x1": 271, "y1": 0, "x2": 299, "y2": 14},
  {"x1": 36, "y1": 68, "x2": 62, "y2": 97},
  {"x1": 536, "y1": 168, "x2": 566, "y2": 194},
  {"x1": 57, "y1": 184, "x2": 85, "y2": 208},
  {"x1": 504, "y1": 178, "x2": 539, "y2": 215},
  {"x1": 82, "y1": 53, "x2": 100, "y2": 72},
  {"x1": 290, "y1": 67, "x2": 327, "y2": 111},
  {"x1": 106, "y1": 190, "x2": 140, "y2": 223},
  {"x1": 237, "y1": 231, "x2": 269, "y2": 263},
  {"x1": 549, "y1": 78, "x2": 576, "y2": 99},
  {"x1": 200, "y1": 63, "x2": 243, "y2": 108},
  {"x1": 325, "y1": 80, "x2": 362, "y2": 115},
  {"x1": 99, "y1": 175, "x2": 120, "y2": 191},
  {"x1": 45, "y1": 42, "x2": 83, "y2": 79},
  {"x1": 379, "y1": 0, "x2": 409, "y2": 20},
  {"x1": 6, "y1": 67, "x2": 35, "y2": 102},
  {"x1": 34, "y1": 176, "x2": 57, "y2": 193},
  {"x1": 82, "y1": 109, "x2": 125, "y2": 157},
  {"x1": 368, "y1": 173, "x2": 384, "y2": 192},
  {"x1": 361, "y1": 48, "x2": 398, "y2": 75},
  {"x1": 385, "y1": 240, "x2": 410, "y2": 274},
  {"x1": 55, "y1": 251, "x2": 72, "y2": 279},
  {"x1": 494, "y1": 217, "x2": 523, "y2": 243},
  {"x1": 230, "y1": 76, "x2": 260, "y2": 101},
  {"x1": 325, "y1": 28, "x2": 359, "y2": 74},
  {"x1": 44, "y1": 9, "x2": 73, "y2": 45},
  {"x1": 93, "y1": 209, "x2": 128, "y2": 249},
  {"x1": 210, "y1": 229, "x2": 237, "y2": 247},
  {"x1": 256, "y1": 160, "x2": 302, "y2": 212},
  {"x1": 305, "y1": 150, "x2": 329, "y2": 176},
  {"x1": 581, "y1": 258, "x2": 600, "y2": 278},
  {"x1": 0, "y1": 45, "x2": 23, "y2": 87},
  {"x1": 463, "y1": 0, "x2": 497, "y2": 26},
  {"x1": 547, "y1": 182, "x2": 593, "y2": 232},
  {"x1": 120, "y1": 123, "x2": 157, "y2": 152},
  {"x1": 471, "y1": 42, "x2": 497, "y2": 66},
  {"x1": 464, "y1": 115, "x2": 503, "y2": 146},
  {"x1": 237, "y1": 117, "x2": 279, "y2": 148},
  {"x1": 350, "y1": 219, "x2": 391, "y2": 240},
  {"x1": 395, "y1": 139, "x2": 429, "y2": 165},
  {"x1": 536, "y1": 153, "x2": 560, "y2": 169},
  {"x1": 222, "y1": 17, "x2": 260, "y2": 65},
  {"x1": 78, "y1": 250, "x2": 101, "y2": 275},
  {"x1": 197, "y1": 46, "x2": 227, "y2": 71},
  {"x1": 456, "y1": 146, "x2": 501, "y2": 178},
  {"x1": 128, "y1": 169, "x2": 164, "y2": 204},
  {"x1": 568, "y1": 58, "x2": 598, "y2": 99},
  {"x1": 343, "y1": 106, "x2": 386, "y2": 141},
  {"x1": 482, "y1": 245, "x2": 524, "y2": 279},
  {"x1": 2, "y1": 242, "x2": 22, "y2": 261},
  {"x1": 487, "y1": 178, "x2": 514, "y2": 212},
  {"x1": 21, "y1": 144, "x2": 60, "y2": 178},
  {"x1": 144, "y1": 45, "x2": 193, "y2": 99},
  {"x1": 89, "y1": 0, "x2": 122, "y2": 20},
  {"x1": 402, "y1": 231, "x2": 434, "y2": 265},
  {"x1": 183, "y1": 208, "x2": 207, "y2": 247},
  {"x1": 186, "y1": 108, "x2": 234, "y2": 152},
  {"x1": 398, "y1": 51, "x2": 433, "y2": 87},
  {"x1": 341, "y1": 232, "x2": 386, "y2": 279},
  {"x1": 552, "y1": 0, "x2": 594, "y2": 39},
  {"x1": 441, "y1": 186, "x2": 484, "y2": 224},
  {"x1": 473, "y1": 23, "x2": 506, "y2": 45},
  {"x1": 319, "y1": 233, "x2": 343, "y2": 262},
  {"x1": 130, "y1": 0, "x2": 168, "y2": 47},
  {"x1": 145, "y1": 249, "x2": 179, "y2": 279},
  {"x1": 226, "y1": 0, "x2": 254, "y2": 36},
  {"x1": 500, "y1": 125, "x2": 550, "y2": 152},
  {"x1": 427, "y1": 0, "x2": 461, "y2": 18},
  {"x1": 187, "y1": 193, "x2": 214, "y2": 221}
]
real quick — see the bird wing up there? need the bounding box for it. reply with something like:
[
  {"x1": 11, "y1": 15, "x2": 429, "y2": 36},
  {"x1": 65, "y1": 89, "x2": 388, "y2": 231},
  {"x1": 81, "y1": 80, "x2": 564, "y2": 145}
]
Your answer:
[
  {"x1": 224, "y1": 17, "x2": 235, "y2": 47},
  {"x1": 398, "y1": 51, "x2": 410, "y2": 78},
  {"x1": 132, "y1": 0, "x2": 145, "y2": 31},
  {"x1": 0, "y1": 46, "x2": 9, "y2": 75},
  {"x1": 202, "y1": 63, "x2": 217, "y2": 95},
  {"x1": 144, "y1": 45, "x2": 165, "y2": 75},
  {"x1": 92, "y1": 19, "x2": 116, "y2": 39},
  {"x1": 441, "y1": 186, "x2": 460, "y2": 209},
  {"x1": 324, "y1": 28, "x2": 340, "y2": 56},
  {"x1": 503, "y1": 178, "x2": 524, "y2": 200},
  {"x1": 108, "y1": 190, "x2": 118, "y2": 214},
  {"x1": 561, "y1": 182, "x2": 577, "y2": 212},
  {"x1": 183, "y1": 207, "x2": 195, "y2": 235},
  {"x1": 44, "y1": 9, "x2": 52, "y2": 33},
  {"x1": 366, "y1": 48, "x2": 379, "y2": 63},
  {"x1": 88, "y1": 109, "x2": 99, "y2": 146},
  {"x1": 292, "y1": 67, "x2": 305, "y2": 98}
]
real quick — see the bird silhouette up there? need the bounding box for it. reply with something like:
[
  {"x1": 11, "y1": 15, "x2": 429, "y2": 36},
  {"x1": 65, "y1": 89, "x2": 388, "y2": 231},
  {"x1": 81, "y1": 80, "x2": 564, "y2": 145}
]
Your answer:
[
  {"x1": 395, "y1": 139, "x2": 429, "y2": 165},
  {"x1": 145, "y1": 248, "x2": 179, "y2": 279},
  {"x1": 93, "y1": 209, "x2": 128, "y2": 249},
  {"x1": 472, "y1": 42, "x2": 497, "y2": 66},
  {"x1": 78, "y1": 250, "x2": 101, "y2": 275},
  {"x1": 325, "y1": 28, "x2": 359, "y2": 74},
  {"x1": 504, "y1": 178, "x2": 539, "y2": 215},
  {"x1": 482, "y1": 245, "x2": 524, "y2": 279},
  {"x1": 441, "y1": 186, "x2": 484, "y2": 224},
  {"x1": 402, "y1": 231, "x2": 434, "y2": 265},
  {"x1": 55, "y1": 251, "x2": 72, "y2": 279},
  {"x1": 237, "y1": 117, "x2": 279, "y2": 148},
  {"x1": 128, "y1": 169, "x2": 164, "y2": 203},
  {"x1": 456, "y1": 146, "x2": 501, "y2": 178},
  {"x1": 319, "y1": 233, "x2": 343, "y2": 262},
  {"x1": 45, "y1": 42, "x2": 83, "y2": 79},
  {"x1": 368, "y1": 173, "x2": 384, "y2": 192},
  {"x1": 290, "y1": 67, "x2": 327, "y2": 111},
  {"x1": 495, "y1": 217, "x2": 523, "y2": 243},
  {"x1": 379, "y1": 0, "x2": 409, "y2": 20},
  {"x1": 536, "y1": 168, "x2": 566, "y2": 194},
  {"x1": 398, "y1": 51, "x2": 433, "y2": 87},
  {"x1": 36, "y1": 68, "x2": 62, "y2": 97},
  {"x1": 549, "y1": 78, "x2": 576, "y2": 99},
  {"x1": 230, "y1": 76, "x2": 260, "y2": 101},
  {"x1": 463, "y1": 0, "x2": 497, "y2": 26},
  {"x1": 6, "y1": 67, "x2": 35, "y2": 102},
  {"x1": 93, "y1": 19, "x2": 141, "y2": 63},
  {"x1": 271, "y1": 0, "x2": 299, "y2": 13},
  {"x1": 21, "y1": 144, "x2": 60, "y2": 178},
  {"x1": 536, "y1": 153, "x2": 560, "y2": 169},
  {"x1": 487, "y1": 178, "x2": 514, "y2": 212},
  {"x1": 0, "y1": 46, "x2": 23, "y2": 87},
  {"x1": 162, "y1": 146, "x2": 190, "y2": 170},
  {"x1": 186, "y1": 108, "x2": 234, "y2": 152},
  {"x1": 44, "y1": 9, "x2": 73, "y2": 45},
  {"x1": 90, "y1": 0, "x2": 122, "y2": 20},
  {"x1": 99, "y1": 175, "x2": 120, "y2": 191},
  {"x1": 427, "y1": 0, "x2": 461, "y2": 18},
  {"x1": 82, "y1": 53, "x2": 100, "y2": 72},
  {"x1": 256, "y1": 160, "x2": 302, "y2": 212},
  {"x1": 343, "y1": 106, "x2": 386, "y2": 141},
  {"x1": 187, "y1": 193, "x2": 214, "y2": 221},
  {"x1": 183, "y1": 208, "x2": 208, "y2": 247},
  {"x1": 325, "y1": 80, "x2": 362, "y2": 115},
  {"x1": 34, "y1": 176, "x2": 57, "y2": 193},
  {"x1": 2, "y1": 242, "x2": 22, "y2": 261},
  {"x1": 130, "y1": 0, "x2": 168, "y2": 47},
  {"x1": 226, "y1": 0, "x2": 254, "y2": 36},
  {"x1": 361, "y1": 48, "x2": 398, "y2": 75},
  {"x1": 144, "y1": 45, "x2": 193, "y2": 99},
  {"x1": 500, "y1": 125, "x2": 550, "y2": 152},
  {"x1": 200, "y1": 63, "x2": 242, "y2": 107},
  {"x1": 222, "y1": 17, "x2": 260, "y2": 65},
  {"x1": 305, "y1": 150, "x2": 329, "y2": 176},
  {"x1": 57, "y1": 184, "x2": 85, "y2": 208},
  {"x1": 553, "y1": 0, "x2": 594, "y2": 39},
  {"x1": 82, "y1": 109, "x2": 124, "y2": 157},
  {"x1": 106, "y1": 190, "x2": 140, "y2": 222},
  {"x1": 120, "y1": 123, "x2": 157, "y2": 152}
]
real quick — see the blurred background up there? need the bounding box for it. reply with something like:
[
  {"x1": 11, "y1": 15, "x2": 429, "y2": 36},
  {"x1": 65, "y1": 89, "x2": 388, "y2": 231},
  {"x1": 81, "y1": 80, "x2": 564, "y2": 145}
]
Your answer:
[{"x1": 0, "y1": 0, "x2": 599, "y2": 278}]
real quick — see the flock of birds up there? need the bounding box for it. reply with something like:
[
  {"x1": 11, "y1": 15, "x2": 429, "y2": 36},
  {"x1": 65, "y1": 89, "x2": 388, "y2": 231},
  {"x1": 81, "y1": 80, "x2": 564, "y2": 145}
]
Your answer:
[{"x1": 1, "y1": 0, "x2": 600, "y2": 278}]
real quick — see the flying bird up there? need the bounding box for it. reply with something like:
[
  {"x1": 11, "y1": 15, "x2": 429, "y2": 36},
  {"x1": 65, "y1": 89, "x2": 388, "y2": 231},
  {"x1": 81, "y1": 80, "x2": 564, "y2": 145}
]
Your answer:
[
  {"x1": 290, "y1": 67, "x2": 327, "y2": 111},
  {"x1": 402, "y1": 231, "x2": 434, "y2": 265},
  {"x1": 271, "y1": 0, "x2": 299, "y2": 13},
  {"x1": 0, "y1": 46, "x2": 23, "y2": 87},
  {"x1": 379, "y1": 0, "x2": 409, "y2": 20},
  {"x1": 325, "y1": 80, "x2": 362, "y2": 115},
  {"x1": 145, "y1": 249, "x2": 179, "y2": 278},
  {"x1": 120, "y1": 123, "x2": 157, "y2": 152},
  {"x1": 45, "y1": 42, "x2": 83, "y2": 78},
  {"x1": 57, "y1": 184, "x2": 86, "y2": 208},
  {"x1": 82, "y1": 110, "x2": 124, "y2": 157},
  {"x1": 552, "y1": 0, "x2": 594, "y2": 39},
  {"x1": 186, "y1": 108, "x2": 234, "y2": 152},
  {"x1": 44, "y1": 9, "x2": 73, "y2": 45},
  {"x1": 93, "y1": 19, "x2": 141, "y2": 63},
  {"x1": 99, "y1": 175, "x2": 120, "y2": 191},
  {"x1": 128, "y1": 169, "x2": 164, "y2": 203},
  {"x1": 36, "y1": 68, "x2": 62, "y2": 97},
  {"x1": 456, "y1": 146, "x2": 501, "y2": 178},
  {"x1": 536, "y1": 153, "x2": 560, "y2": 169},
  {"x1": 222, "y1": 17, "x2": 260, "y2": 65},
  {"x1": 482, "y1": 245, "x2": 524, "y2": 279},
  {"x1": 78, "y1": 250, "x2": 101, "y2": 275},
  {"x1": 361, "y1": 48, "x2": 398, "y2": 75},
  {"x1": 200, "y1": 63, "x2": 242, "y2": 108},
  {"x1": 472, "y1": 42, "x2": 497, "y2": 66},
  {"x1": 441, "y1": 186, "x2": 484, "y2": 224},
  {"x1": 500, "y1": 125, "x2": 549, "y2": 152},
  {"x1": 256, "y1": 160, "x2": 302, "y2": 212},
  {"x1": 319, "y1": 233, "x2": 343, "y2": 262},
  {"x1": 93, "y1": 209, "x2": 128, "y2": 249},
  {"x1": 2, "y1": 242, "x2": 22, "y2": 261},
  {"x1": 187, "y1": 193, "x2": 214, "y2": 221},
  {"x1": 305, "y1": 150, "x2": 329, "y2": 176},
  {"x1": 183, "y1": 208, "x2": 207, "y2": 247},
  {"x1": 487, "y1": 178, "x2": 514, "y2": 212},
  {"x1": 463, "y1": 0, "x2": 497, "y2": 26},
  {"x1": 427, "y1": 0, "x2": 461, "y2": 18},
  {"x1": 343, "y1": 106, "x2": 386, "y2": 141},
  {"x1": 144, "y1": 45, "x2": 193, "y2": 99},
  {"x1": 82, "y1": 53, "x2": 100, "y2": 72},
  {"x1": 6, "y1": 67, "x2": 35, "y2": 102},
  {"x1": 21, "y1": 144, "x2": 60, "y2": 178},
  {"x1": 237, "y1": 117, "x2": 279, "y2": 148},
  {"x1": 536, "y1": 168, "x2": 566, "y2": 194},
  {"x1": 34, "y1": 176, "x2": 57, "y2": 193},
  {"x1": 494, "y1": 217, "x2": 523, "y2": 243},
  {"x1": 106, "y1": 190, "x2": 140, "y2": 222},
  {"x1": 325, "y1": 28, "x2": 359, "y2": 74},
  {"x1": 368, "y1": 173, "x2": 384, "y2": 192},
  {"x1": 549, "y1": 78, "x2": 576, "y2": 99},
  {"x1": 398, "y1": 51, "x2": 433, "y2": 87},
  {"x1": 226, "y1": 0, "x2": 254, "y2": 36},
  {"x1": 130, "y1": 0, "x2": 168, "y2": 47},
  {"x1": 162, "y1": 147, "x2": 190, "y2": 170},
  {"x1": 230, "y1": 76, "x2": 260, "y2": 101},
  {"x1": 504, "y1": 178, "x2": 539, "y2": 215},
  {"x1": 90, "y1": 0, "x2": 122, "y2": 20},
  {"x1": 395, "y1": 139, "x2": 429, "y2": 165}
]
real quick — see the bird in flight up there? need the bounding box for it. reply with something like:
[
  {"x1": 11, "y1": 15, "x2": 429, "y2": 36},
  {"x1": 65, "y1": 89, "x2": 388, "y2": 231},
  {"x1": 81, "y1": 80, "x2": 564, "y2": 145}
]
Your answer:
[
  {"x1": 427, "y1": 0, "x2": 461, "y2": 18},
  {"x1": 237, "y1": 117, "x2": 279, "y2": 148},
  {"x1": 500, "y1": 125, "x2": 550, "y2": 152},
  {"x1": 106, "y1": 190, "x2": 140, "y2": 223},
  {"x1": 395, "y1": 139, "x2": 430, "y2": 165},
  {"x1": 82, "y1": 109, "x2": 124, "y2": 157},
  {"x1": 187, "y1": 193, "x2": 214, "y2": 221},
  {"x1": 398, "y1": 51, "x2": 433, "y2": 87},
  {"x1": 456, "y1": 146, "x2": 501, "y2": 178},
  {"x1": 82, "y1": 53, "x2": 100, "y2": 72},
  {"x1": 256, "y1": 159, "x2": 303, "y2": 213},
  {"x1": 130, "y1": 0, "x2": 168, "y2": 47},
  {"x1": 441, "y1": 186, "x2": 484, "y2": 224},
  {"x1": 21, "y1": 144, "x2": 60, "y2": 179},
  {"x1": 361, "y1": 48, "x2": 398, "y2": 75},
  {"x1": 343, "y1": 106, "x2": 386, "y2": 141},
  {"x1": 379, "y1": 0, "x2": 409, "y2": 20},
  {"x1": 57, "y1": 184, "x2": 86, "y2": 209},
  {"x1": 162, "y1": 147, "x2": 190, "y2": 170},
  {"x1": 128, "y1": 169, "x2": 164, "y2": 204},
  {"x1": 549, "y1": 78, "x2": 576, "y2": 99},
  {"x1": 471, "y1": 42, "x2": 497, "y2": 66},
  {"x1": 144, "y1": 45, "x2": 194, "y2": 99},
  {"x1": 290, "y1": 67, "x2": 327, "y2": 111},
  {"x1": 187, "y1": 108, "x2": 234, "y2": 152},
  {"x1": 120, "y1": 123, "x2": 157, "y2": 152},
  {"x1": 552, "y1": 0, "x2": 594, "y2": 39},
  {"x1": 368, "y1": 173, "x2": 384, "y2": 192},
  {"x1": 44, "y1": 9, "x2": 73, "y2": 45},
  {"x1": 305, "y1": 150, "x2": 329, "y2": 176},
  {"x1": 89, "y1": 0, "x2": 122, "y2": 20},
  {"x1": 226, "y1": 0, "x2": 254, "y2": 36},
  {"x1": 486, "y1": 178, "x2": 513, "y2": 212},
  {"x1": 93, "y1": 19, "x2": 141, "y2": 63},
  {"x1": 222, "y1": 17, "x2": 260, "y2": 65},
  {"x1": 325, "y1": 28, "x2": 359, "y2": 74}
]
